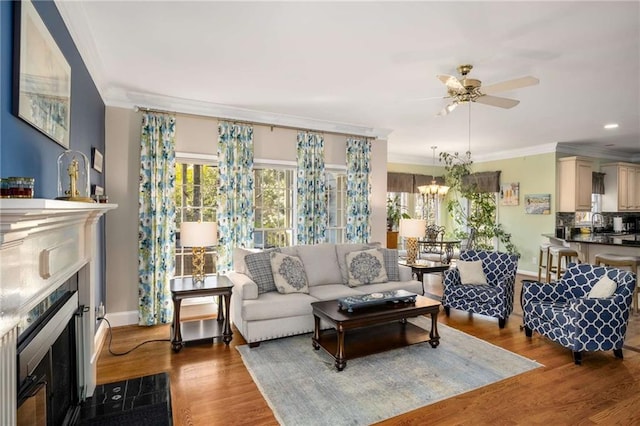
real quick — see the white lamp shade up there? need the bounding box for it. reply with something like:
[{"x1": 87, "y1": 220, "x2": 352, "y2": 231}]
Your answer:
[
  {"x1": 180, "y1": 221, "x2": 217, "y2": 247},
  {"x1": 399, "y1": 218, "x2": 426, "y2": 238}
]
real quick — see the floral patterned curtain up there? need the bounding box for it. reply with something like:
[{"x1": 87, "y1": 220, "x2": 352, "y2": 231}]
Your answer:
[
  {"x1": 217, "y1": 122, "x2": 254, "y2": 272},
  {"x1": 296, "y1": 131, "x2": 327, "y2": 244},
  {"x1": 346, "y1": 138, "x2": 371, "y2": 243},
  {"x1": 138, "y1": 113, "x2": 176, "y2": 326}
]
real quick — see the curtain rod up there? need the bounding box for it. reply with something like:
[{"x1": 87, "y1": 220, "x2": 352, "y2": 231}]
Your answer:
[{"x1": 133, "y1": 105, "x2": 372, "y2": 140}]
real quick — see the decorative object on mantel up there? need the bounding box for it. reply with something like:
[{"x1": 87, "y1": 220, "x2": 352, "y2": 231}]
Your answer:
[
  {"x1": 91, "y1": 147, "x2": 103, "y2": 173},
  {"x1": 418, "y1": 146, "x2": 449, "y2": 200},
  {"x1": 0, "y1": 177, "x2": 35, "y2": 198},
  {"x1": 179, "y1": 221, "x2": 218, "y2": 284},
  {"x1": 56, "y1": 151, "x2": 93, "y2": 202},
  {"x1": 14, "y1": 0, "x2": 71, "y2": 148}
]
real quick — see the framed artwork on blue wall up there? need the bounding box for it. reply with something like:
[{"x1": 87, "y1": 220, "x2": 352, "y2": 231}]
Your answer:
[{"x1": 14, "y1": 0, "x2": 71, "y2": 148}]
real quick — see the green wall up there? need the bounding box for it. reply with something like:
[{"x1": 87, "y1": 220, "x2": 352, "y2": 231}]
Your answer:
[{"x1": 388, "y1": 152, "x2": 557, "y2": 274}]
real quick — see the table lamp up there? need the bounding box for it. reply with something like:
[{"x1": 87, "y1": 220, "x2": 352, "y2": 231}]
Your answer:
[
  {"x1": 399, "y1": 218, "x2": 426, "y2": 265},
  {"x1": 180, "y1": 221, "x2": 217, "y2": 284}
]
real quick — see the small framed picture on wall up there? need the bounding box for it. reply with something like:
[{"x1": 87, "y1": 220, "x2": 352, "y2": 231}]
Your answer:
[{"x1": 92, "y1": 147, "x2": 103, "y2": 173}]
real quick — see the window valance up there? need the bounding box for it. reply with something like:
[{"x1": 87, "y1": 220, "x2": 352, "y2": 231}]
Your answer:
[
  {"x1": 462, "y1": 171, "x2": 501, "y2": 193},
  {"x1": 387, "y1": 172, "x2": 445, "y2": 193}
]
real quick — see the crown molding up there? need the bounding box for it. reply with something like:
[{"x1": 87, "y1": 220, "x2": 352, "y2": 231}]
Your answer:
[
  {"x1": 104, "y1": 89, "x2": 392, "y2": 140},
  {"x1": 556, "y1": 143, "x2": 640, "y2": 163},
  {"x1": 55, "y1": 1, "x2": 106, "y2": 99}
]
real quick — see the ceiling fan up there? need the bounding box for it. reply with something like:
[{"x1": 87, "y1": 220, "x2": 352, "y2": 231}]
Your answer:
[{"x1": 436, "y1": 64, "x2": 539, "y2": 116}]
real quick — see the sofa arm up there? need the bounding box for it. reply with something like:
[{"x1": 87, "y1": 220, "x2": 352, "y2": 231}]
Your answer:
[
  {"x1": 227, "y1": 271, "x2": 259, "y2": 300},
  {"x1": 398, "y1": 264, "x2": 413, "y2": 281}
]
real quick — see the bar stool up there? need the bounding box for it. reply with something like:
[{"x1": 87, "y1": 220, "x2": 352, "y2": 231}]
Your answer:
[
  {"x1": 547, "y1": 246, "x2": 580, "y2": 282},
  {"x1": 595, "y1": 253, "x2": 640, "y2": 314},
  {"x1": 537, "y1": 243, "x2": 556, "y2": 282}
]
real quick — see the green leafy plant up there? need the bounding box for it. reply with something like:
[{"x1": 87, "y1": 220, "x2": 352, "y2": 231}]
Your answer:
[
  {"x1": 440, "y1": 152, "x2": 520, "y2": 256},
  {"x1": 386, "y1": 195, "x2": 411, "y2": 231}
]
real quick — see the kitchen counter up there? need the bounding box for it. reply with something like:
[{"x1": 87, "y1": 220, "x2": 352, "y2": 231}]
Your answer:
[{"x1": 543, "y1": 233, "x2": 640, "y2": 264}]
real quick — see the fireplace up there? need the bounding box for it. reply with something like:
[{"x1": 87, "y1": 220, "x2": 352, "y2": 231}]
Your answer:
[{"x1": 0, "y1": 199, "x2": 115, "y2": 425}]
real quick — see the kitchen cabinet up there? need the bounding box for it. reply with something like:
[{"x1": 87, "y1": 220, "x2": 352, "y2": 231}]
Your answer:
[
  {"x1": 557, "y1": 156, "x2": 593, "y2": 212},
  {"x1": 601, "y1": 162, "x2": 640, "y2": 212}
]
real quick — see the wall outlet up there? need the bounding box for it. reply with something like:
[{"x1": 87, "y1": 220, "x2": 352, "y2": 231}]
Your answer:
[{"x1": 96, "y1": 302, "x2": 105, "y2": 319}]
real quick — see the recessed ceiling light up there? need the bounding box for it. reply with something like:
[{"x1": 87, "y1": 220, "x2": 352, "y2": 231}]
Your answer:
[{"x1": 604, "y1": 123, "x2": 619, "y2": 129}]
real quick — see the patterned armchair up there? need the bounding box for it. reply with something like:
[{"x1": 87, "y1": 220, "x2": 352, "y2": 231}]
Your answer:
[
  {"x1": 442, "y1": 250, "x2": 519, "y2": 328},
  {"x1": 522, "y1": 263, "x2": 636, "y2": 365}
]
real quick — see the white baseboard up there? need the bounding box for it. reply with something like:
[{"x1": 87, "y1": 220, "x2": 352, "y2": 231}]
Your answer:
[
  {"x1": 93, "y1": 319, "x2": 109, "y2": 362},
  {"x1": 103, "y1": 310, "x2": 139, "y2": 327}
]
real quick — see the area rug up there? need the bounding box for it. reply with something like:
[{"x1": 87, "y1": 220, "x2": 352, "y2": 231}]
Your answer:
[{"x1": 237, "y1": 316, "x2": 542, "y2": 426}]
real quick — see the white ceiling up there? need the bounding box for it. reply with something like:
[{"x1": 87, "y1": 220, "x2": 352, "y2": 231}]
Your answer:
[{"x1": 55, "y1": 1, "x2": 640, "y2": 164}]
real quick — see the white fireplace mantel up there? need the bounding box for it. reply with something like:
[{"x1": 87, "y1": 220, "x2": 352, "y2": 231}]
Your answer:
[{"x1": 0, "y1": 198, "x2": 116, "y2": 426}]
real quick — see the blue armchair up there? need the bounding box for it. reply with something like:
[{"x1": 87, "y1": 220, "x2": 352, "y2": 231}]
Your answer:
[
  {"x1": 442, "y1": 250, "x2": 519, "y2": 328},
  {"x1": 522, "y1": 263, "x2": 636, "y2": 365}
]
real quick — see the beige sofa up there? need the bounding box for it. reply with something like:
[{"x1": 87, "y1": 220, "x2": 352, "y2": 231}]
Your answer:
[{"x1": 228, "y1": 243, "x2": 422, "y2": 346}]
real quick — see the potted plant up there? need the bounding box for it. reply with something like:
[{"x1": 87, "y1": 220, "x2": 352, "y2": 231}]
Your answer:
[
  {"x1": 386, "y1": 195, "x2": 411, "y2": 231},
  {"x1": 440, "y1": 152, "x2": 520, "y2": 256}
]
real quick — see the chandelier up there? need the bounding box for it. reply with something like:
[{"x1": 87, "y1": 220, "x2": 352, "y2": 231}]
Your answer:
[{"x1": 418, "y1": 146, "x2": 449, "y2": 198}]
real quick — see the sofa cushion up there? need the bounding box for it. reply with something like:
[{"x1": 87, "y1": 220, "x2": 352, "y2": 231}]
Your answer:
[
  {"x1": 241, "y1": 292, "x2": 317, "y2": 321},
  {"x1": 336, "y1": 243, "x2": 375, "y2": 284},
  {"x1": 296, "y1": 243, "x2": 342, "y2": 286},
  {"x1": 308, "y1": 284, "x2": 365, "y2": 301},
  {"x1": 245, "y1": 249, "x2": 279, "y2": 294},
  {"x1": 379, "y1": 248, "x2": 400, "y2": 281},
  {"x1": 233, "y1": 247, "x2": 261, "y2": 275},
  {"x1": 270, "y1": 252, "x2": 309, "y2": 294},
  {"x1": 457, "y1": 260, "x2": 488, "y2": 285},
  {"x1": 588, "y1": 275, "x2": 617, "y2": 298},
  {"x1": 363, "y1": 280, "x2": 423, "y2": 296},
  {"x1": 346, "y1": 249, "x2": 388, "y2": 287}
]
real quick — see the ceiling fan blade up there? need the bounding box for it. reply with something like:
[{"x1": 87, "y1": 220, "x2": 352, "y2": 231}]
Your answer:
[
  {"x1": 475, "y1": 95, "x2": 520, "y2": 109},
  {"x1": 437, "y1": 74, "x2": 465, "y2": 93},
  {"x1": 481, "y1": 76, "x2": 539, "y2": 95},
  {"x1": 436, "y1": 102, "x2": 458, "y2": 116}
]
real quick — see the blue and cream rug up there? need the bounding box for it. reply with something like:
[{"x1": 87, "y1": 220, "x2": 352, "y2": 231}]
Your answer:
[{"x1": 237, "y1": 316, "x2": 542, "y2": 426}]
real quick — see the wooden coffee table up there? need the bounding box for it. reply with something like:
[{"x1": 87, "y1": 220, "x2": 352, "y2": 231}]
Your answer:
[{"x1": 311, "y1": 294, "x2": 441, "y2": 371}]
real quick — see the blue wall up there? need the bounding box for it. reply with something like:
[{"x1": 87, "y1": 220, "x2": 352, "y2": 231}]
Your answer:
[
  {"x1": 1, "y1": 0, "x2": 104, "y2": 197},
  {"x1": 1, "y1": 0, "x2": 106, "y2": 316}
]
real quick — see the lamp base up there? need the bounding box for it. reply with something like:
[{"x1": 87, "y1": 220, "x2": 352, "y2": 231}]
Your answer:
[
  {"x1": 192, "y1": 247, "x2": 206, "y2": 284},
  {"x1": 406, "y1": 237, "x2": 418, "y2": 265}
]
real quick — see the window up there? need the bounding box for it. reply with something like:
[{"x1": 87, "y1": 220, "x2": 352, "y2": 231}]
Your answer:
[
  {"x1": 175, "y1": 161, "x2": 218, "y2": 276},
  {"x1": 326, "y1": 171, "x2": 347, "y2": 243},
  {"x1": 254, "y1": 167, "x2": 295, "y2": 248}
]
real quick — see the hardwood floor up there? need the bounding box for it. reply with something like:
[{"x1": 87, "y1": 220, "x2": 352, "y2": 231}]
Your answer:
[{"x1": 96, "y1": 274, "x2": 640, "y2": 425}]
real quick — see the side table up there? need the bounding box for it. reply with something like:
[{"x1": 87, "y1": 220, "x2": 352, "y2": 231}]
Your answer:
[
  {"x1": 399, "y1": 261, "x2": 450, "y2": 295},
  {"x1": 170, "y1": 274, "x2": 233, "y2": 352}
]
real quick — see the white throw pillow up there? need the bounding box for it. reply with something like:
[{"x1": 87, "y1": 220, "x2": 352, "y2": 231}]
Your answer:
[
  {"x1": 346, "y1": 249, "x2": 388, "y2": 287},
  {"x1": 588, "y1": 275, "x2": 617, "y2": 299},
  {"x1": 270, "y1": 252, "x2": 309, "y2": 294},
  {"x1": 457, "y1": 260, "x2": 488, "y2": 285}
]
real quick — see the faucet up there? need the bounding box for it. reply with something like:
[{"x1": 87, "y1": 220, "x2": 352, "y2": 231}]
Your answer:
[{"x1": 591, "y1": 213, "x2": 604, "y2": 233}]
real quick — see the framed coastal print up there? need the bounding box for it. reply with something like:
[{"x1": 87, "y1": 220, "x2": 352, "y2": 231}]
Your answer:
[
  {"x1": 524, "y1": 194, "x2": 551, "y2": 215},
  {"x1": 92, "y1": 147, "x2": 103, "y2": 173},
  {"x1": 14, "y1": 0, "x2": 71, "y2": 148},
  {"x1": 500, "y1": 182, "x2": 520, "y2": 206}
]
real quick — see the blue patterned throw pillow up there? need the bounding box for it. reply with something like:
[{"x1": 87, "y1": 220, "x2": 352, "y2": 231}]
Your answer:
[
  {"x1": 346, "y1": 249, "x2": 388, "y2": 287},
  {"x1": 245, "y1": 249, "x2": 280, "y2": 294},
  {"x1": 270, "y1": 252, "x2": 309, "y2": 294}
]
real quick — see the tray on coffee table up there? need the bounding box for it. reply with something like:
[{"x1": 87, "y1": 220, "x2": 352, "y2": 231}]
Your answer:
[{"x1": 337, "y1": 289, "x2": 417, "y2": 313}]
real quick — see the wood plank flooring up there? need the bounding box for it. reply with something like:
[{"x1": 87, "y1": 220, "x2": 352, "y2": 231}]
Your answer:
[{"x1": 96, "y1": 274, "x2": 640, "y2": 425}]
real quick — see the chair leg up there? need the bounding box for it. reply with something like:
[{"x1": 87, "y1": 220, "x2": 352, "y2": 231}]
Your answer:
[
  {"x1": 443, "y1": 306, "x2": 450, "y2": 317},
  {"x1": 614, "y1": 348, "x2": 623, "y2": 359},
  {"x1": 524, "y1": 326, "x2": 532, "y2": 337},
  {"x1": 498, "y1": 318, "x2": 506, "y2": 329},
  {"x1": 573, "y1": 351, "x2": 582, "y2": 365}
]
